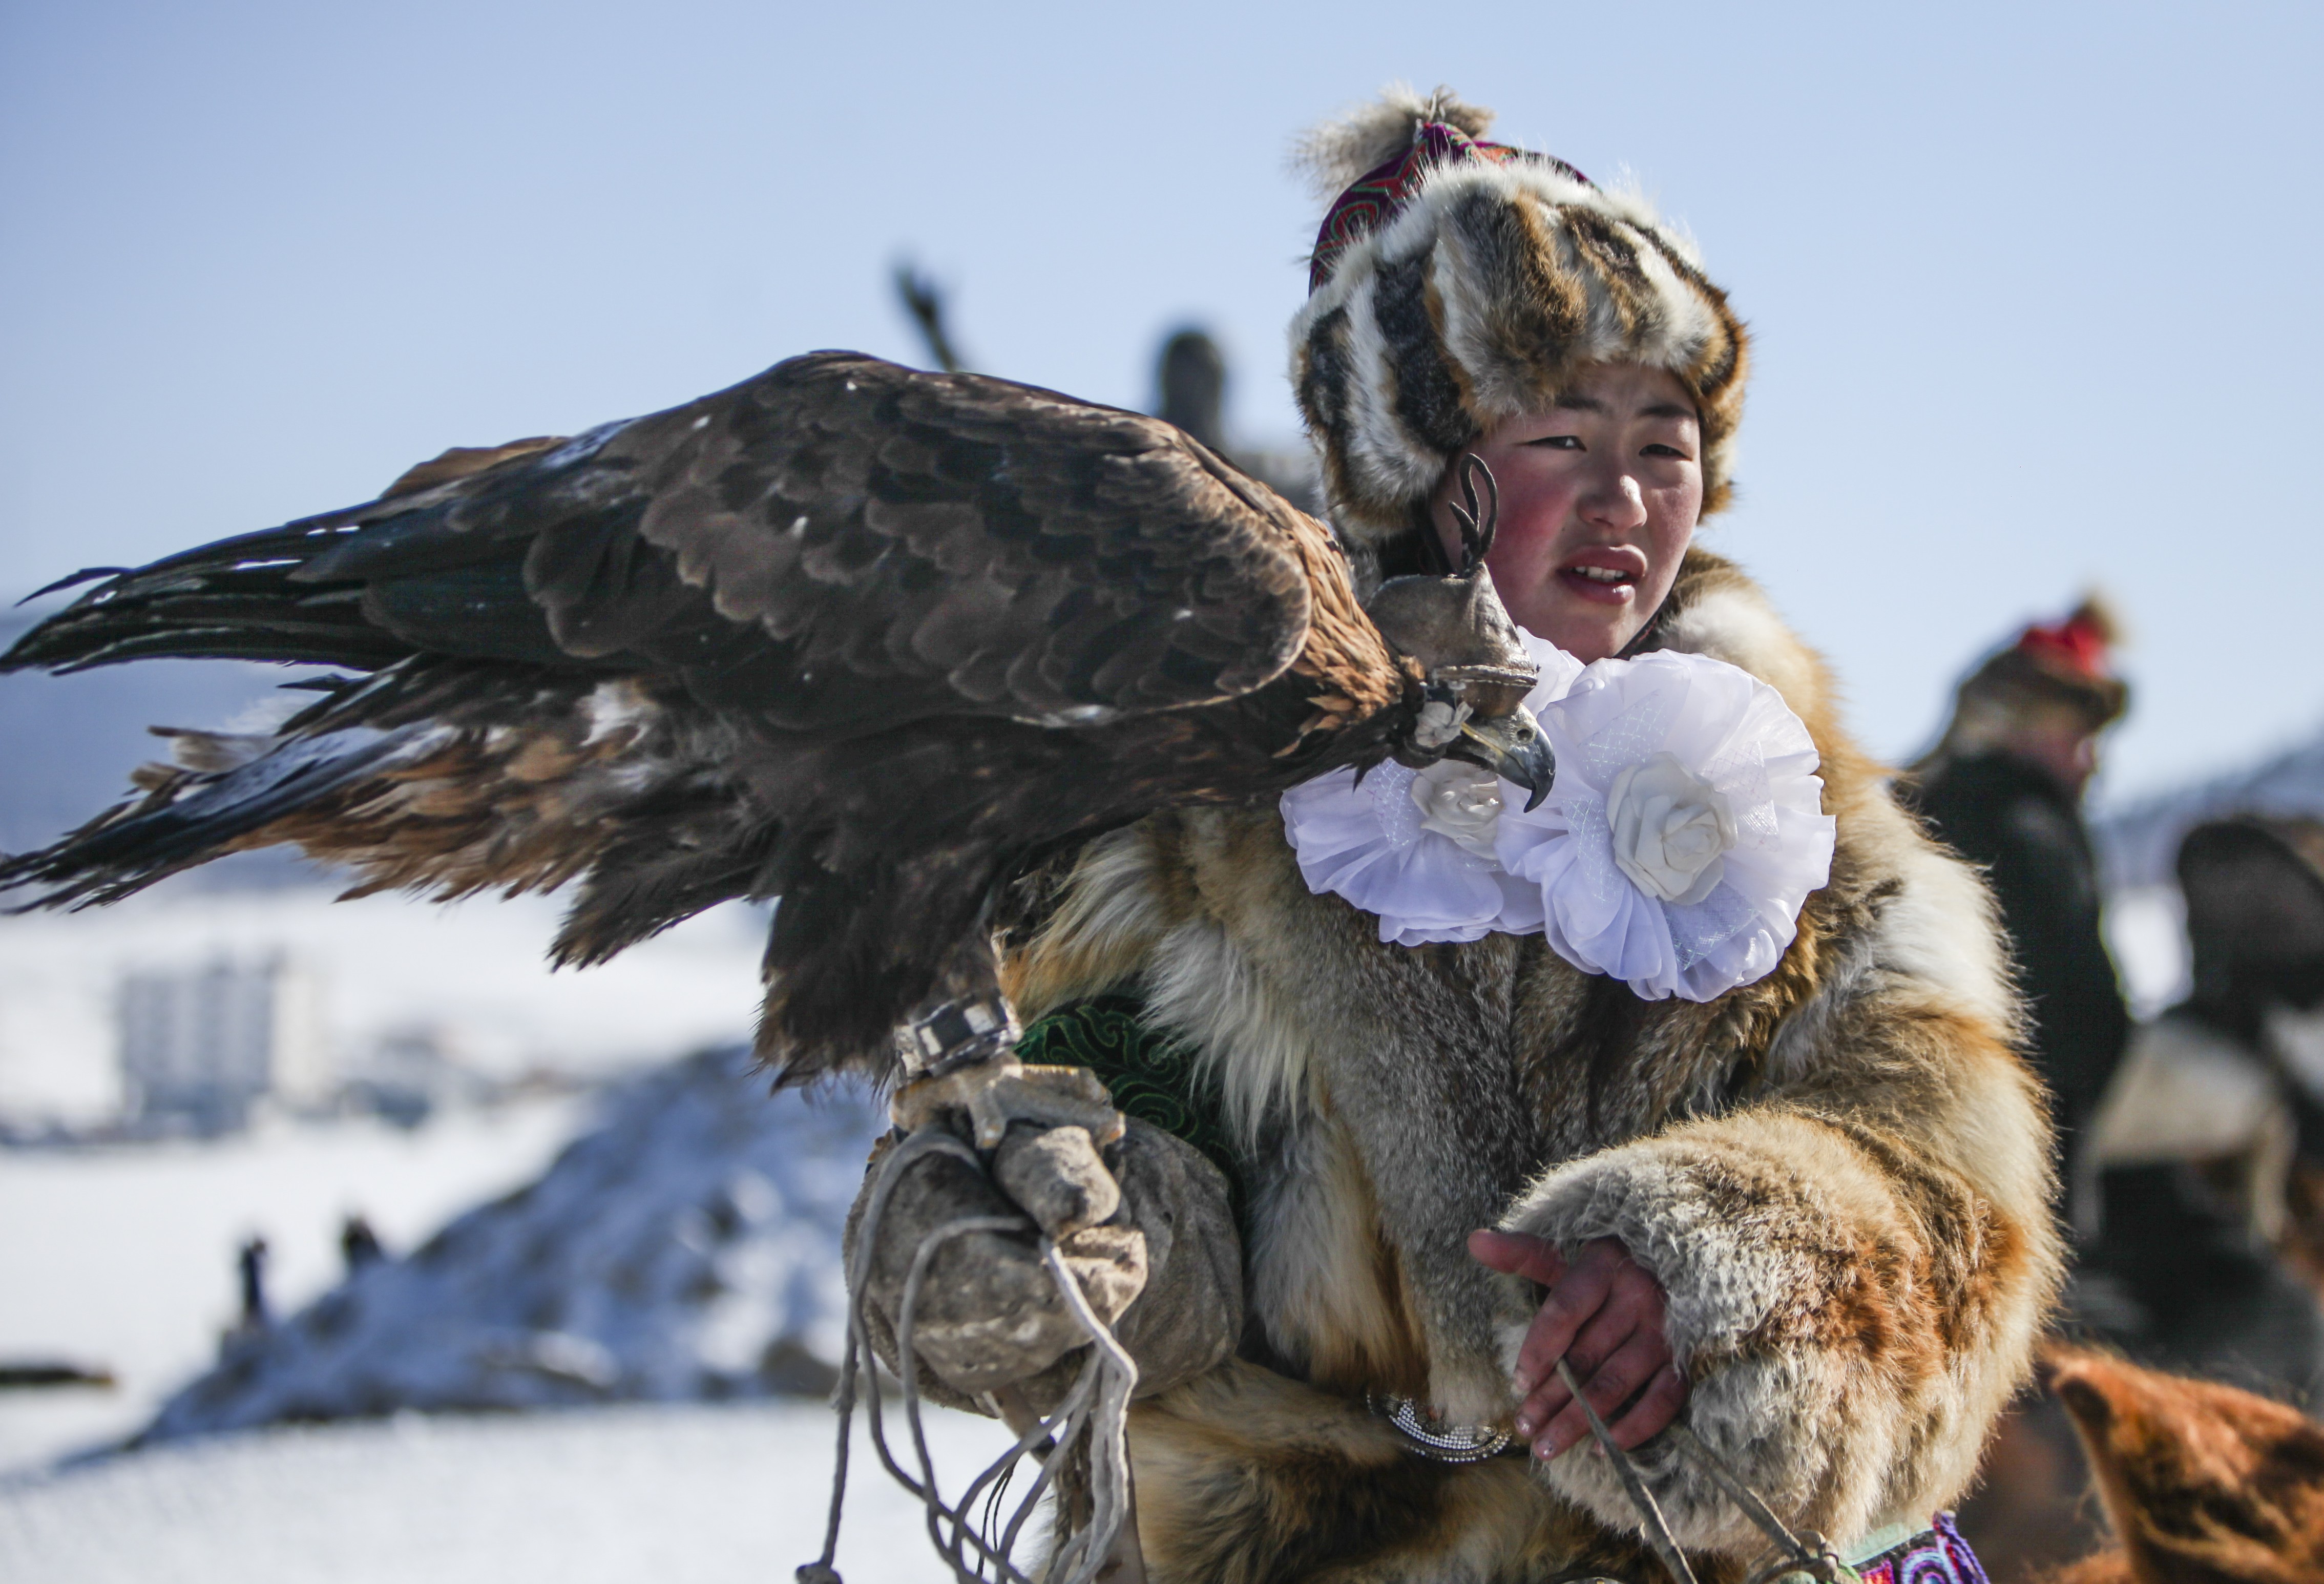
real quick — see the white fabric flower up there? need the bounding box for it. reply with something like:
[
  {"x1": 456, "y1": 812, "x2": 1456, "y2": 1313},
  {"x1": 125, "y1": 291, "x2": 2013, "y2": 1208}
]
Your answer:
[
  {"x1": 1606, "y1": 752, "x2": 1736, "y2": 905},
  {"x1": 1279, "y1": 634, "x2": 1580, "y2": 948},
  {"x1": 1497, "y1": 650, "x2": 1835, "y2": 1002},
  {"x1": 1412, "y1": 761, "x2": 1504, "y2": 860},
  {"x1": 1276, "y1": 757, "x2": 1536, "y2": 947},
  {"x1": 1279, "y1": 632, "x2": 1835, "y2": 1002}
]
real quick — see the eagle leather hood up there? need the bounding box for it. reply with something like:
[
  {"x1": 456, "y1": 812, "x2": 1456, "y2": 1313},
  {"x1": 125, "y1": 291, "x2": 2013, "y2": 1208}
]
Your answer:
[{"x1": 1290, "y1": 86, "x2": 1751, "y2": 540}]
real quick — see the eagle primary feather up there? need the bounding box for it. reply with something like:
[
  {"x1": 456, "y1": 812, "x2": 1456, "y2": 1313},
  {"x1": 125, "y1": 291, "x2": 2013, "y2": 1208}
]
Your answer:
[{"x1": 1, "y1": 351, "x2": 1542, "y2": 1082}]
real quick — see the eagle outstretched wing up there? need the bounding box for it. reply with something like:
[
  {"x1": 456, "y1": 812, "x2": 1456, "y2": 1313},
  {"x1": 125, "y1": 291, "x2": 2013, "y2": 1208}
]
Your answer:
[
  {"x1": 14, "y1": 351, "x2": 1321, "y2": 727},
  {"x1": 2, "y1": 352, "x2": 1422, "y2": 1077}
]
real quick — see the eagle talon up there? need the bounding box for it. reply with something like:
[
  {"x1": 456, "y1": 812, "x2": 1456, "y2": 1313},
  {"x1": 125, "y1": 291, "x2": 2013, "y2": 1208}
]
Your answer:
[{"x1": 892, "y1": 1056, "x2": 1126, "y2": 1152}]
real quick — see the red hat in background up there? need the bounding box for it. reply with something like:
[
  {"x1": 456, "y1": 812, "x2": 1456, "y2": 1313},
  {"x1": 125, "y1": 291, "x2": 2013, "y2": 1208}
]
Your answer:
[
  {"x1": 1958, "y1": 594, "x2": 2129, "y2": 728},
  {"x1": 2015, "y1": 599, "x2": 2120, "y2": 686}
]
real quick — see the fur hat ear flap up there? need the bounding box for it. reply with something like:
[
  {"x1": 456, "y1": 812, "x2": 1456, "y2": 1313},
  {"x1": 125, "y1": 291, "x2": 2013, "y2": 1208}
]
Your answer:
[{"x1": 1291, "y1": 84, "x2": 1496, "y2": 199}]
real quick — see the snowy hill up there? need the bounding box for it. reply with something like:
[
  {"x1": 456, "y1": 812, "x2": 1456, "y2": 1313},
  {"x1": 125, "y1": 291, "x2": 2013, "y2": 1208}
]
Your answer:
[
  {"x1": 0, "y1": 1096, "x2": 592, "y2": 1474},
  {"x1": 138, "y1": 1050, "x2": 883, "y2": 1443}
]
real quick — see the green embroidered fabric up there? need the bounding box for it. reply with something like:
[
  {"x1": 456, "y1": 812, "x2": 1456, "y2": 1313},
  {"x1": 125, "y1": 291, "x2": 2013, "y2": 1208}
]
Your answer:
[{"x1": 1015, "y1": 994, "x2": 1244, "y2": 1221}]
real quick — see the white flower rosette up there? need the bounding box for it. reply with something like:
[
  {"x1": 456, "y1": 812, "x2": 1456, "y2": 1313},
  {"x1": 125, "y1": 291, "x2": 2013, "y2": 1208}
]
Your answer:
[
  {"x1": 1280, "y1": 631, "x2": 1835, "y2": 1001},
  {"x1": 1498, "y1": 649, "x2": 1836, "y2": 1001},
  {"x1": 1278, "y1": 638, "x2": 1583, "y2": 948}
]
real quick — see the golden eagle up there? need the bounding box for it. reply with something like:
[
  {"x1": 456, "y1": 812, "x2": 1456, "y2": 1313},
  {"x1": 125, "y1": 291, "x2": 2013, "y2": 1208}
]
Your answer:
[{"x1": 1, "y1": 352, "x2": 1550, "y2": 1082}]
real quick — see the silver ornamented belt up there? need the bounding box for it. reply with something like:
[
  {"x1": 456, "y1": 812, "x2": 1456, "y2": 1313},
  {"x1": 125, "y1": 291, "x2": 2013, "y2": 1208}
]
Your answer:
[{"x1": 1367, "y1": 1393, "x2": 1516, "y2": 1463}]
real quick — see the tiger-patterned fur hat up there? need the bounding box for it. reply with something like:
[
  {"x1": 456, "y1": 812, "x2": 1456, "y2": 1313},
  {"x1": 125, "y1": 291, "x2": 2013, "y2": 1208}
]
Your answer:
[{"x1": 1290, "y1": 87, "x2": 1750, "y2": 542}]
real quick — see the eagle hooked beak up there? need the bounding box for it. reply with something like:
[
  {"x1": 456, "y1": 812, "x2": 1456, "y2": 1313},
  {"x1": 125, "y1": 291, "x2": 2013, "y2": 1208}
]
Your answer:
[
  {"x1": 1404, "y1": 672, "x2": 1556, "y2": 810},
  {"x1": 1452, "y1": 704, "x2": 1555, "y2": 812}
]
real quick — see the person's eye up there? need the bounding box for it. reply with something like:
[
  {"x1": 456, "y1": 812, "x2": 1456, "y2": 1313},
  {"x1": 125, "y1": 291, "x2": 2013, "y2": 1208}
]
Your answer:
[
  {"x1": 1640, "y1": 443, "x2": 1692, "y2": 460},
  {"x1": 1524, "y1": 434, "x2": 1584, "y2": 450}
]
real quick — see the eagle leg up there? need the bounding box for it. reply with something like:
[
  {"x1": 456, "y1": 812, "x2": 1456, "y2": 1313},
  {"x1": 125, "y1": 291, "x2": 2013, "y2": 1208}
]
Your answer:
[
  {"x1": 888, "y1": 922, "x2": 1126, "y2": 1151},
  {"x1": 891, "y1": 1057, "x2": 1125, "y2": 1153}
]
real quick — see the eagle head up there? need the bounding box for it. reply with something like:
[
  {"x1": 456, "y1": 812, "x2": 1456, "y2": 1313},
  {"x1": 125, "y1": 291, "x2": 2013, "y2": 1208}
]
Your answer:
[{"x1": 1362, "y1": 458, "x2": 1557, "y2": 810}]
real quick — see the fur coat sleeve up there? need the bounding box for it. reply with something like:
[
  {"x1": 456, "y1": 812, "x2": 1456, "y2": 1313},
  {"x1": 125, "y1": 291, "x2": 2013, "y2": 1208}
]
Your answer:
[{"x1": 1501, "y1": 558, "x2": 2060, "y2": 1550}]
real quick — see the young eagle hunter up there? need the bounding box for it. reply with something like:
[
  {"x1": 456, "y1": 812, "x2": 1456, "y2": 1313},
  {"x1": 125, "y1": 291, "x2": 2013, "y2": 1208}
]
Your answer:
[
  {"x1": 2, "y1": 88, "x2": 2055, "y2": 1584},
  {"x1": 844, "y1": 87, "x2": 2057, "y2": 1583}
]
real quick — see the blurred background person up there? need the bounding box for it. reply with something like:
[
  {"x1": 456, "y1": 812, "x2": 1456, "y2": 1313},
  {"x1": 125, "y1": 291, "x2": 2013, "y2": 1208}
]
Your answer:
[
  {"x1": 2079, "y1": 815, "x2": 2324, "y2": 1402},
  {"x1": 1148, "y1": 325, "x2": 1318, "y2": 510},
  {"x1": 338, "y1": 1214, "x2": 384, "y2": 1274},
  {"x1": 233, "y1": 1236, "x2": 271, "y2": 1336},
  {"x1": 1153, "y1": 326, "x2": 1228, "y2": 452},
  {"x1": 1908, "y1": 598, "x2": 2133, "y2": 1202}
]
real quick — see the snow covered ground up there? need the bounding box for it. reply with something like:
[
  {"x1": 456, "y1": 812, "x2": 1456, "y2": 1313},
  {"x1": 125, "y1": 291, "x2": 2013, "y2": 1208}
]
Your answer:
[
  {"x1": 2103, "y1": 884, "x2": 2190, "y2": 1019},
  {"x1": 0, "y1": 1399, "x2": 1016, "y2": 1584},
  {"x1": 0, "y1": 1095, "x2": 588, "y2": 1473}
]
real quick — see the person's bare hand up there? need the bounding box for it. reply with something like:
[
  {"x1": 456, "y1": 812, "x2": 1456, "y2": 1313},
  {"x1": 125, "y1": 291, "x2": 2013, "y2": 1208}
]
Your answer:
[{"x1": 1469, "y1": 1229, "x2": 1686, "y2": 1460}]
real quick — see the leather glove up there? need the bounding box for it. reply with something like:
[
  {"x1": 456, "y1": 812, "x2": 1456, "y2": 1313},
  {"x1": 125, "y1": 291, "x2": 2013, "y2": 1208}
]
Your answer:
[
  {"x1": 848, "y1": 1120, "x2": 1146, "y2": 1410},
  {"x1": 845, "y1": 1113, "x2": 1241, "y2": 1413}
]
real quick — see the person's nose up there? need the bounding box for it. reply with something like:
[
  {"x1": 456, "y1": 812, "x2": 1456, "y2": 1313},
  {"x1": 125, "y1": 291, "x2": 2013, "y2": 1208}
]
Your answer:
[{"x1": 1576, "y1": 460, "x2": 1648, "y2": 533}]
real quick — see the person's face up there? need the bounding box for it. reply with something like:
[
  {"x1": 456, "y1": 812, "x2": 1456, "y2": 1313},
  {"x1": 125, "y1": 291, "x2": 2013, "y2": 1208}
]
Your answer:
[
  {"x1": 1428, "y1": 363, "x2": 1703, "y2": 664},
  {"x1": 2001, "y1": 708, "x2": 2104, "y2": 800}
]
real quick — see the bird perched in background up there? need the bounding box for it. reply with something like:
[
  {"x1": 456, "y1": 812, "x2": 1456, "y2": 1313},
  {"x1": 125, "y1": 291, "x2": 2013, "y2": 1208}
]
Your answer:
[{"x1": 0, "y1": 352, "x2": 1550, "y2": 1086}]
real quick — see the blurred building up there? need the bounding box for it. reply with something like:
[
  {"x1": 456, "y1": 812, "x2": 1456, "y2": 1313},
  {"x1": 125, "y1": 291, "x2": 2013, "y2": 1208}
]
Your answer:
[
  {"x1": 343, "y1": 1024, "x2": 492, "y2": 1129},
  {"x1": 116, "y1": 954, "x2": 327, "y2": 1134}
]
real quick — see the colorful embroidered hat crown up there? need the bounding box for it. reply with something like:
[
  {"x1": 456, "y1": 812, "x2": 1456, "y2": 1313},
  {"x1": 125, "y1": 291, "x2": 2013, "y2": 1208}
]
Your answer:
[
  {"x1": 1307, "y1": 121, "x2": 1590, "y2": 293},
  {"x1": 1288, "y1": 87, "x2": 1749, "y2": 543}
]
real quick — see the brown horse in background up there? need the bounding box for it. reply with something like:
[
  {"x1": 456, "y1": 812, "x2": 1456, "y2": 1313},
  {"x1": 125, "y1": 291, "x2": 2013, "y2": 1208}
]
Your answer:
[{"x1": 1968, "y1": 1347, "x2": 2324, "y2": 1583}]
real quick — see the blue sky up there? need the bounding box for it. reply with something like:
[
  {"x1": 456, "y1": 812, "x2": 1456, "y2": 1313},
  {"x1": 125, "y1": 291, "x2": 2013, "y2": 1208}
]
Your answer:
[{"x1": 4, "y1": 1, "x2": 2319, "y2": 799}]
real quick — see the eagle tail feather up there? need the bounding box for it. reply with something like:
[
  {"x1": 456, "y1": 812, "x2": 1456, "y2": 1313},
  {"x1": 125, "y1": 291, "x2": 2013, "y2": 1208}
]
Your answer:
[
  {"x1": 0, "y1": 722, "x2": 444, "y2": 909},
  {"x1": 1, "y1": 668, "x2": 765, "y2": 974}
]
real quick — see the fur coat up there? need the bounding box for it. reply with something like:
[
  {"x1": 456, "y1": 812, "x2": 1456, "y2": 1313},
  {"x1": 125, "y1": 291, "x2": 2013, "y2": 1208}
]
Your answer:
[{"x1": 999, "y1": 549, "x2": 2060, "y2": 1581}]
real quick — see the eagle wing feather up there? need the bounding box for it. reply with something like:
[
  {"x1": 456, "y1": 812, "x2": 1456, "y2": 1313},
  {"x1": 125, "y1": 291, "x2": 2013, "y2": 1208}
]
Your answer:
[{"x1": 8, "y1": 352, "x2": 1325, "y2": 736}]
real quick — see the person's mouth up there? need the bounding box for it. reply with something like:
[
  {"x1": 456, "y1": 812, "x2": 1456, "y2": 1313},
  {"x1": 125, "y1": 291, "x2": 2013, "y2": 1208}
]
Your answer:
[{"x1": 1557, "y1": 551, "x2": 1647, "y2": 607}]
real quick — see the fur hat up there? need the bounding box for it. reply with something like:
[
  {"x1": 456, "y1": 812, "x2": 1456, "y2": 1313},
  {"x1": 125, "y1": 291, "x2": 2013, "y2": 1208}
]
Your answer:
[
  {"x1": 1289, "y1": 86, "x2": 1750, "y2": 543},
  {"x1": 1959, "y1": 595, "x2": 2130, "y2": 730}
]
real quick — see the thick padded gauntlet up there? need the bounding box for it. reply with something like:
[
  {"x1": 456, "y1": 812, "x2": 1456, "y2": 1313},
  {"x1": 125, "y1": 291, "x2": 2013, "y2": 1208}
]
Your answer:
[{"x1": 844, "y1": 1114, "x2": 1243, "y2": 1414}]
